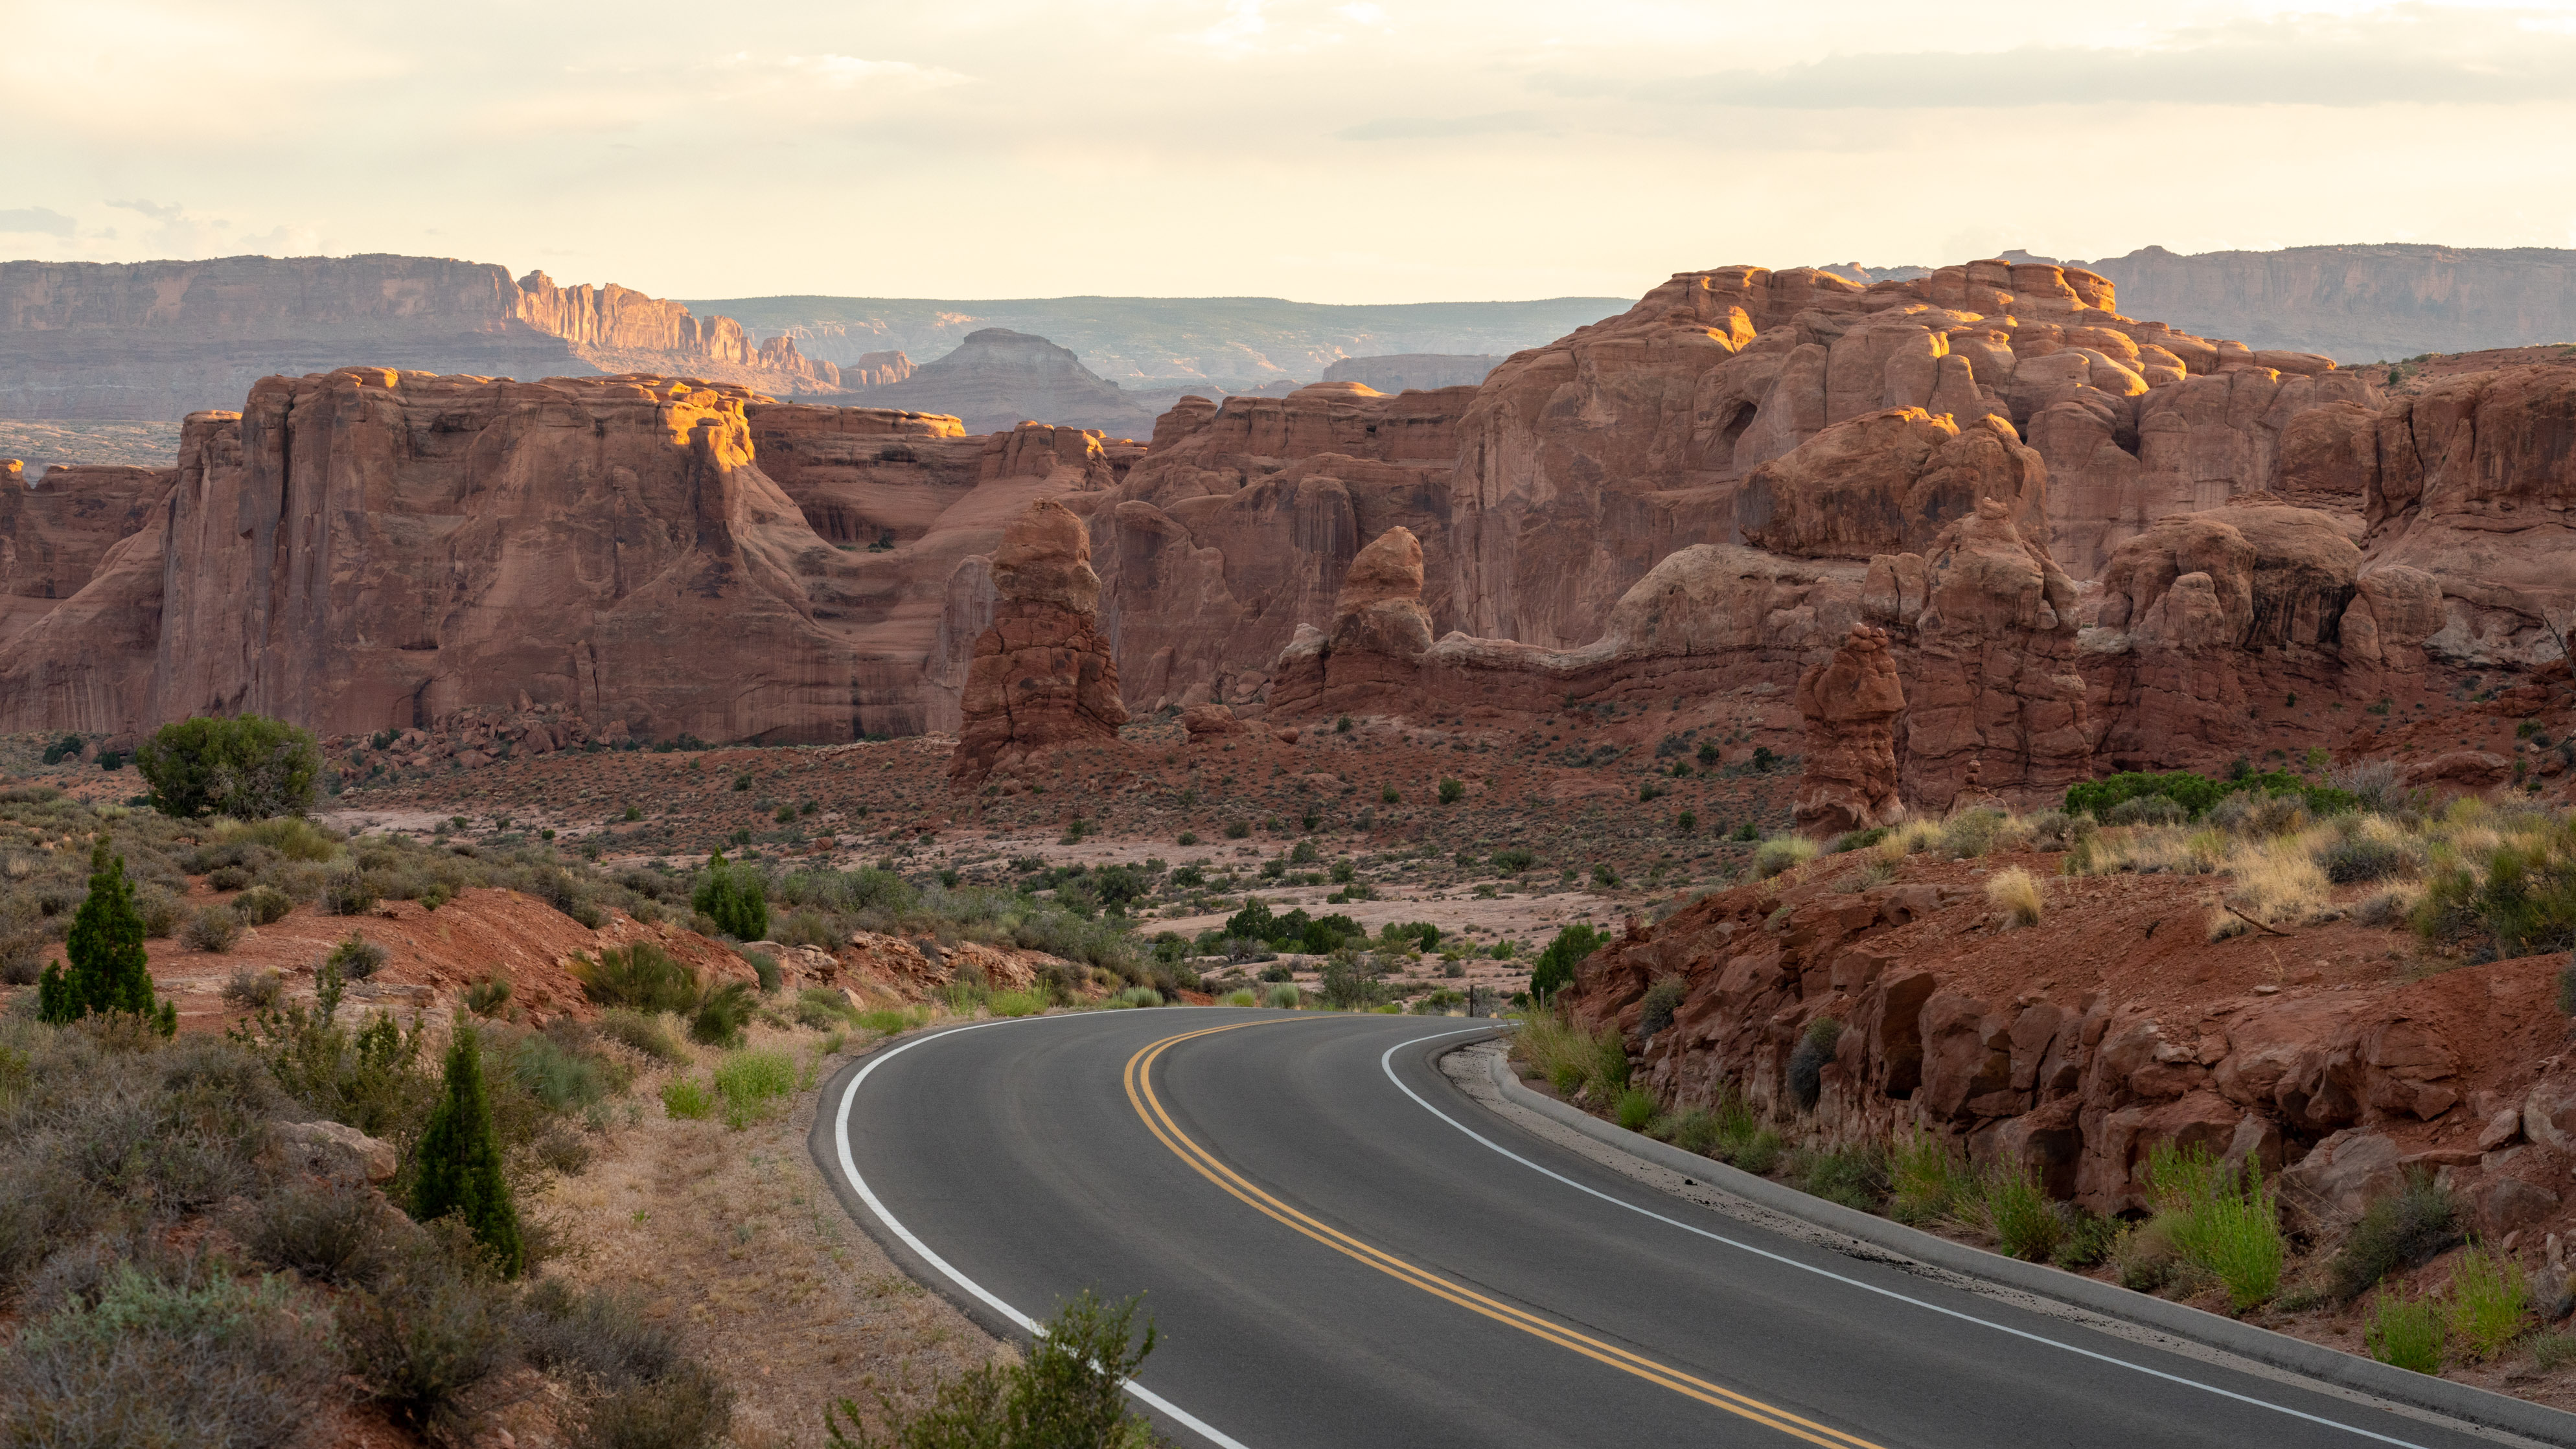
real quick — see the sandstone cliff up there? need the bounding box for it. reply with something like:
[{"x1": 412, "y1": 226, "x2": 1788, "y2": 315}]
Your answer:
[
  {"x1": 948, "y1": 499, "x2": 1128, "y2": 786},
  {"x1": 0, "y1": 255, "x2": 842, "y2": 420}
]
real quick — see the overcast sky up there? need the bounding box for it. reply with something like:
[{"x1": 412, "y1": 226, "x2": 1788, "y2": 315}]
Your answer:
[{"x1": 5, "y1": 0, "x2": 2573, "y2": 303}]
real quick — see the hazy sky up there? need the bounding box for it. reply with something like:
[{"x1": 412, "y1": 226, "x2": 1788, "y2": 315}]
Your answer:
[{"x1": 6, "y1": 0, "x2": 2574, "y2": 303}]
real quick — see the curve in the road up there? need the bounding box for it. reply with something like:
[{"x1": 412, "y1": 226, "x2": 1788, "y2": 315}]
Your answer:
[{"x1": 1124, "y1": 1018, "x2": 1883, "y2": 1449}]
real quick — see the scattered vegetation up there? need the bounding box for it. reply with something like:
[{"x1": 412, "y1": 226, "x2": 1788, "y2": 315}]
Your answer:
[{"x1": 826, "y1": 1291, "x2": 1158, "y2": 1449}]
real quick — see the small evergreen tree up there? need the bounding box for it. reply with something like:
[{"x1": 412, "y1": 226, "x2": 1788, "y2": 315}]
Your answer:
[
  {"x1": 135, "y1": 713, "x2": 321, "y2": 819},
  {"x1": 38, "y1": 838, "x2": 174, "y2": 1035},
  {"x1": 413, "y1": 1023, "x2": 525, "y2": 1277},
  {"x1": 691, "y1": 851, "x2": 768, "y2": 941}
]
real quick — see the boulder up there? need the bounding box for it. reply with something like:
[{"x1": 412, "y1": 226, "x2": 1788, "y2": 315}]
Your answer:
[
  {"x1": 273, "y1": 1118, "x2": 399, "y2": 1183},
  {"x1": 2279, "y1": 1128, "x2": 2404, "y2": 1226}
]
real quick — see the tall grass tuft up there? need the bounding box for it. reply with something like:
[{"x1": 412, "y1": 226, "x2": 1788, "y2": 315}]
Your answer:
[
  {"x1": 1753, "y1": 835, "x2": 1819, "y2": 879},
  {"x1": 1614, "y1": 1087, "x2": 1658, "y2": 1132},
  {"x1": 987, "y1": 989, "x2": 1048, "y2": 1018},
  {"x1": 1887, "y1": 1131, "x2": 1978, "y2": 1226},
  {"x1": 712, "y1": 1049, "x2": 796, "y2": 1129},
  {"x1": 1985, "y1": 867, "x2": 2044, "y2": 927},
  {"x1": 1983, "y1": 1162, "x2": 2062, "y2": 1262},
  {"x1": 2367, "y1": 1290, "x2": 2447, "y2": 1373},
  {"x1": 2445, "y1": 1243, "x2": 2530, "y2": 1360},
  {"x1": 2147, "y1": 1141, "x2": 2284, "y2": 1312},
  {"x1": 1513, "y1": 1008, "x2": 1626, "y2": 1098},
  {"x1": 1263, "y1": 983, "x2": 1300, "y2": 1009}
]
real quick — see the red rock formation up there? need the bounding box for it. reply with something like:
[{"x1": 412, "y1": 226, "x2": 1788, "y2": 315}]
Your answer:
[
  {"x1": 1087, "y1": 380, "x2": 1473, "y2": 713},
  {"x1": 949, "y1": 499, "x2": 1128, "y2": 786},
  {"x1": 1794, "y1": 625, "x2": 1906, "y2": 833},
  {"x1": 2364, "y1": 364, "x2": 2576, "y2": 667},
  {"x1": 1267, "y1": 526, "x2": 1435, "y2": 716},
  {"x1": 1738, "y1": 409, "x2": 2045, "y2": 561},
  {"x1": 0, "y1": 461, "x2": 170, "y2": 646},
  {"x1": 1863, "y1": 498, "x2": 2092, "y2": 804}
]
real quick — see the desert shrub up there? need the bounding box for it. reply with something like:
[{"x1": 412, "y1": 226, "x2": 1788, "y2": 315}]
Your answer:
[
  {"x1": 690, "y1": 852, "x2": 768, "y2": 941},
  {"x1": 0, "y1": 932, "x2": 45, "y2": 986},
  {"x1": 1939, "y1": 808, "x2": 2013, "y2": 858},
  {"x1": 230, "y1": 884, "x2": 293, "y2": 926},
  {"x1": 511, "y1": 1031, "x2": 617, "y2": 1113},
  {"x1": 2110, "y1": 1220, "x2": 2179, "y2": 1294},
  {"x1": 1887, "y1": 1131, "x2": 1977, "y2": 1226},
  {"x1": 2147, "y1": 1141, "x2": 2284, "y2": 1312},
  {"x1": 323, "y1": 869, "x2": 379, "y2": 917},
  {"x1": 793, "y1": 987, "x2": 861, "y2": 1032},
  {"x1": 573, "y1": 943, "x2": 702, "y2": 1016},
  {"x1": 2069, "y1": 768, "x2": 2351, "y2": 823},
  {"x1": 1636, "y1": 976, "x2": 1688, "y2": 1038},
  {"x1": 2021, "y1": 809, "x2": 2091, "y2": 851},
  {"x1": 2366, "y1": 1290, "x2": 2447, "y2": 1373},
  {"x1": 521, "y1": 1279, "x2": 683, "y2": 1387},
  {"x1": 2335, "y1": 759, "x2": 2406, "y2": 814},
  {"x1": 2052, "y1": 1208, "x2": 2122, "y2": 1269},
  {"x1": 1513, "y1": 1007, "x2": 1625, "y2": 1097},
  {"x1": 327, "y1": 931, "x2": 388, "y2": 981},
  {"x1": 742, "y1": 949, "x2": 781, "y2": 994},
  {"x1": 2317, "y1": 834, "x2": 2408, "y2": 885},
  {"x1": 660, "y1": 1078, "x2": 715, "y2": 1121},
  {"x1": 1985, "y1": 866, "x2": 2043, "y2": 926},
  {"x1": 413, "y1": 1027, "x2": 525, "y2": 1278},
  {"x1": 988, "y1": 989, "x2": 1046, "y2": 1018},
  {"x1": 2446, "y1": 1242, "x2": 2530, "y2": 1360},
  {"x1": 685, "y1": 980, "x2": 758, "y2": 1049},
  {"x1": 229, "y1": 985, "x2": 430, "y2": 1142},
  {"x1": 567, "y1": 1358, "x2": 734, "y2": 1449},
  {"x1": 220, "y1": 816, "x2": 342, "y2": 863},
  {"x1": 595, "y1": 1009, "x2": 686, "y2": 1063},
  {"x1": 1753, "y1": 834, "x2": 1819, "y2": 878},
  {"x1": 1613, "y1": 1086, "x2": 1657, "y2": 1132},
  {"x1": 342, "y1": 1244, "x2": 517, "y2": 1433},
  {"x1": 465, "y1": 976, "x2": 514, "y2": 1018},
  {"x1": 1527, "y1": 922, "x2": 1604, "y2": 999},
  {"x1": 2329, "y1": 1171, "x2": 2459, "y2": 1303},
  {"x1": 1221, "y1": 988, "x2": 1259, "y2": 1007},
  {"x1": 0, "y1": 1263, "x2": 342, "y2": 1449},
  {"x1": 711, "y1": 1049, "x2": 796, "y2": 1130},
  {"x1": 1983, "y1": 1163, "x2": 2062, "y2": 1262},
  {"x1": 2418, "y1": 830, "x2": 2576, "y2": 959},
  {"x1": 1788, "y1": 1142, "x2": 1887, "y2": 1211},
  {"x1": 135, "y1": 714, "x2": 321, "y2": 820},
  {"x1": 1264, "y1": 983, "x2": 1300, "y2": 1009},
  {"x1": 827, "y1": 1290, "x2": 1155, "y2": 1449},
  {"x1": 222, "y1": 966, "x2": 285, "y2": 1012},
  {"x1": 1110, "y1": 984, "x2": 1164, "y2": 1010},
  {"x1": 1786, "y1": 1016, "x2": 1841, "y2": 1110},
  {"x1": 234, "y1": 1175, "x2": 385, "y2": 1286}
]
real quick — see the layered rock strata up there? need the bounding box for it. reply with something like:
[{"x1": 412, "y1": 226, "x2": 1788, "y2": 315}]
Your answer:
[{"x1": 948, "y1": 499, "x2": 1129, "y2": 786}]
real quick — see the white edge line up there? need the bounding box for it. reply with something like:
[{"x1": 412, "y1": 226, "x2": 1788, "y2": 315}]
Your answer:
[
  {"x1": 833, "y1": 1009, "x2": 1256, "y2": 1449},
  {"x1": 1379, "y1": 1036, "x2": 2444, "y2": 1449}
]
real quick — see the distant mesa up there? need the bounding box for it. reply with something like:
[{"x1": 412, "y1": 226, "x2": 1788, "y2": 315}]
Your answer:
[
  {"x1": 855, "y1": 328, "x2": 1157, "y2": 437},
  {"x1": 1322, "y1": 354, "x2": 1503, "y2": 393}
]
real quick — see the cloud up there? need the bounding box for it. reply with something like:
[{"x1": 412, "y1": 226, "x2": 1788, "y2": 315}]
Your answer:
[
  {"x1": 1337, "y1": 109, "x2": 1549, "y2": 141},
  {"x1": 1536, "y1": 10, "x2": 2576, "y2": 109},
  {"x1": 0, "y1": 207, "x2": 76, "y2": 238}
]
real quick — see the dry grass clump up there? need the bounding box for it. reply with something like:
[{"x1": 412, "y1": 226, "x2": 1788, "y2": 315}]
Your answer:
[
  {"x1": 2210, "y1": 837, "x2": 2332, "y2": 939},
  {"x1": 1985, "y1": 867, "x2": 2043, "y2": 927},
  {"x1": 2069, "y1": 824, "x2": 2224, "y2": 878},
  {"x1": 1752, "y1": 834, "x2": 1819, "y2": 879},
  {"x1": 1874, "y1": 819, "x2": 1946, "y2": 864}
]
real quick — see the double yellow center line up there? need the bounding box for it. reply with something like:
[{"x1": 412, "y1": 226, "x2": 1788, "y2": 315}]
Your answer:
[{"x1": 1121, "y1": 1021, "x2": 1885, "y2": 1449}]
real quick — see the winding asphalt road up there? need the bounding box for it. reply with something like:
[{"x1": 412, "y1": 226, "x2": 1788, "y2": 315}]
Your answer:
[{"x1": 812, "y1": 1009, "x2": 2514, "y2": 1448}]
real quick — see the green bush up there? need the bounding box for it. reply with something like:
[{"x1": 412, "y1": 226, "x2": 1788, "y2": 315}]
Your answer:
[
  {"x1": 2367, "y1": 1291, "x2": 2446, "y2": 1373},
  {"x1": 661, "y1": 1077, "x2": 715, "y2": 1121},
  {"x1": 573, "y1": 943, "x2": 702, "y2": 1016},
  {"x1": 1527, "y1": 922, "x2": 1604, "y2": 999},
  {"x1": 1753, "y1": 834, "x2": 1818, "y2": 878},
  {"x1": 2065, "y1": 768, "x2": 2353, "y2": 823},
  {"x1": 2329, "y1": 1171, "x2": 2459, "y2": 1303},
  {"x1": 2415, "y1": 834, "x2": 2576, "y2": 959},
  {"x1": 342, "y1": 1245, "x2": 516, "y2": 1433},
  {"x1": 1636, "y1": 976, "x2": 1687, "y2": 1038},
  {"x1": 181, "y1": 905, "x2": 244, "y2": 953},
  {"x1": 411, "y1": 1026, "x2": 525, "y2": 1277},
  {"x1": 713, "y1": 1049, "x2": 796, "y2": 1129},
  {"x1": 691, "y1": 852, "x2": 769, "y2": 941},
  {"x1": 793, "y1": 987, "x2": 862, "y2": 1033},
  {"x1": 233, "y1": 884, "x2": 293, "y2": 925},
  {"x1": 689, "y1": 982, "x2": 757, "y2": 1049},
  {"x1": 135, "y1": 714, "x2": 321, "y2": 820},
  {"x1": 2446, "y1": 1243, "x2": 2530, "y2": 1360},
  {"x1": 1887, "y1": 1131, "x2": 1977, "y2": 1226},
  {"x1": 2147, "y1": 1141, "x2": 2283, "y2": 1312},
  {"x1": 1438, "y1": 777, "x2": 1465, "y2": 804},
  {"x1": 38, "y1": 839, "x2": 175, "y2": 1036},
  {"x1": 1983, "y1": 1165, "x2": 2062, "y2": 1262},
  {"x1": 328, "y1": 931, "x2": 389, "y2": 980},
  {"x1": 1264, "y1": 983, "x2": 1300, "y2": 1009},
  {"x1": 1789, "y1": 1143, "x2": 1887, "y2": 1211},
  {"x1": 2317, "y1": 835, "x2": 2408, "y2": 885},
  {"x1": 826, "y1": 1290, "x2": 1156, "y2": 1449},
  {"x1": 988, "y1": 989, "x2": 1047, "y2": 1018},
  {"x1": 1613, "y1": 1087, "x2": 1657, "y2": 1132},
  {"x1": 465, "y1": 975, "x2": 513, "y2": 1018},
  {"x1": 1786, "y1": 1016, "x2": 1841, "y2": 1110},
  {"x1": 743, "y1": 949, "x2": 781, "y2": 994}
]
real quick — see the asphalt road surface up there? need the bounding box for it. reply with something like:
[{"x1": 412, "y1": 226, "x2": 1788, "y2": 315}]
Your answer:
[{"x1": 814, "y1": 1008, "x2": 2517, "y2": 1449}]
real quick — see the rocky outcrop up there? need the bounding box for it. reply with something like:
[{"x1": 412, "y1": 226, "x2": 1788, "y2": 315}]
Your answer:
[
  {"x1": 1864, "y1": 499, "x2": 2092, "y2": 804},
  {"x1": 949, "y1": 499, "x2": 1128, "y2": 786},
  {"x1": 1794, "y1": 625, "x2": 1906, "y2": 834},
  {"x1": 1571, "y1": 854, "x2": 2569, "y2": 1218},
  {"x1": 1739, "y1": 409, "x2": 2045, "y2": 561},
  {"x1": 2362, "y1": 365, "x2": 2576, "y2": 667},
  {"x1": 0, "y1": 255, "x2": 844, "y2": 420},
  {"x1": 0, "y1": 461, "x2": 172, "y2": 646},
  {"x1": 862, "y1": 329, "x2": 1156, "y2": 437},
  {"x1": 1320, "y1": 354, "x2": 1502, "y2": 393},
  {"x1": 1086, "y1": 380, "x2": 1473, "y2": 713},
  {"x1": 1267, "y1": 526, "x2": 1436, "y2": 716}
]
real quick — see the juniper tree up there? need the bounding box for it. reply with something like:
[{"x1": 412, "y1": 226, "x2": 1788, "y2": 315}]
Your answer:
[
  {"x1": 38, "y1": 837, "x2": 174, "y2": 1035},
  {"x1": 413, "y1": 1023, "x2": 525, "y2": 1277},
  {"x1": 690, "y1": 850, "x2": 768, "y2": 941}
]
